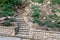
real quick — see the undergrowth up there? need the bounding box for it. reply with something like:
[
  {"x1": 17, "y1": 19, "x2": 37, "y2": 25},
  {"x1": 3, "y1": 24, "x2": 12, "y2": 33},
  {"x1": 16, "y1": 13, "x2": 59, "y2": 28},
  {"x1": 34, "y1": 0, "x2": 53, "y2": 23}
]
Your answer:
[
  {"x1": 32, "y1": 5, "x2": 60, "y2": 28},
  {"x1": 32, "y1": 0, "x2": 44, "y2": 3},
  {"x1": 0, "y1": 0, "x2": 22, "y2": 26}
]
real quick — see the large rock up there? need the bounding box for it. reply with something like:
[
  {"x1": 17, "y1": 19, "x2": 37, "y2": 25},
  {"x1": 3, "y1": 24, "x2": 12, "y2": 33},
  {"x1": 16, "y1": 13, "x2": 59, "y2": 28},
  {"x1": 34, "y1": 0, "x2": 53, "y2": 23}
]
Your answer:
[
  {"x1": 55, "y1": 12, "x2": 60, "y2": 16},
  {"x1": 31, "y1": 23, "x2": 39, "y2": 29},
  {"x1": 0, "y1": 25, "x2": 18, "y2": 36}
]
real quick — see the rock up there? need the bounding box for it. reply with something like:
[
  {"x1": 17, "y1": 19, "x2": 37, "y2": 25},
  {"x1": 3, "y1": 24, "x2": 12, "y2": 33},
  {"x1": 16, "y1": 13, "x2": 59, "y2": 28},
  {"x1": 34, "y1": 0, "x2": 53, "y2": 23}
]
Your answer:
[
  {"x1": 55, "y1": 12, "x2": 60, "y2": 16},
  {"x1": 41, "y1": 26, "x2": 49, "y2": 31},
  {"x1": 32, "y1": 23, "x2": 39, "y2": 29},
  {"x1": 0, "y1": 25, "x2": 18, "y2": 36},
  {"x1": 0, "y1": 17, "x2": 6, "y2": 21}
]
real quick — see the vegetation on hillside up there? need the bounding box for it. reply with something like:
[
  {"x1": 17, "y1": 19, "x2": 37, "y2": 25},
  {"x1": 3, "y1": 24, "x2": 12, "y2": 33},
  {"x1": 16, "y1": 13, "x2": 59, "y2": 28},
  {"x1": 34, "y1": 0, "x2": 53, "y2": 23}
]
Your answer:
[{"x1": 0, "y1": 0, "x2": 22, "y2": 26}]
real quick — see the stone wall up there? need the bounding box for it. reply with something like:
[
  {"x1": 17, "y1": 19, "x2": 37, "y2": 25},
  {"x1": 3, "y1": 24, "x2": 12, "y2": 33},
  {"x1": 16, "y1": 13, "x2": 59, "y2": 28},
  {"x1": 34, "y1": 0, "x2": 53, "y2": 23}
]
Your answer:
[
  {"x1": 0, "y1": 26, "x2": 18, "y2": 36},
  {"x1": 29, "y1": 29, "x2": 60, "y2": 40}
]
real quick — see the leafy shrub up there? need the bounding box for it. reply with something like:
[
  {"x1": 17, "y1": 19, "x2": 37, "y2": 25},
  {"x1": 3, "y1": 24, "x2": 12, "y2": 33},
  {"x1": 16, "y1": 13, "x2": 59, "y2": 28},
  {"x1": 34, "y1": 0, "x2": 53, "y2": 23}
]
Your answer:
[
  {"x1": 32, "y1": 5, "x2": 44, "y2": 26},
  {"x1": 31, "y1": 5, "x2": 40, "y2": 10},
  {"x1": 0, "y1": 0, "x2": 22, "y2": 17},
  {"x1": 9, "y1": 0, "x2": 22, "y2": 4},
  {"x1": 51, "y1": 0, "x2": 60, "y2": 4},
  {"x1": 32, "y1": 18, "x2": 44, "y2": 26},
  {"x1": 9, "y1": 18, "x2": 16, "y2": 22},
  {"x1": 32, "y1": 5, "x2": 60, "y2": 28},
  {"x1": 32, "y1": 11, "x2": 40, "y2": 18},
  {"x1": 3, "y1": 20, "x2": 11, "y2": 26},
  {"x1": 32, "y1": 0, "x2": 44, "y2": 3},
  {"x1": 32, "y1": 5, "x2": 40, "y2": 18},
  {"x1": 0, "y1": 0, "x2": 22, "y2": 26},
  {"x1": 44, "y1": 20, "x2": 54, "y2": 28}
]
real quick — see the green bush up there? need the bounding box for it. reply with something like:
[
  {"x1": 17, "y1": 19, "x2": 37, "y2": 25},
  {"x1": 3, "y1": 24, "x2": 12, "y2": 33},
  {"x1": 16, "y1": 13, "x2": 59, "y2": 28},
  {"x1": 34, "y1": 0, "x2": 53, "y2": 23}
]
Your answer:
[
  {"x1": 32, "y1": 18, "x2": 44, "y2": 26},
  {"x1": 51, "y1": 0, "x2": 60, "y2": 4},
  {"x1": 3, "y1": 20, "x2": 11, "y2": 26},
  {"x1": 9, "y1": 0, "x2": 22, "y2": 4},
  {"x1": 0, "y1": 0, "x2": 22, "y2": 17},
  {"x1": 32, "y1": 5, "x2": 44, "y2": 26},
  {"x1": 32, "y1": 5, "x2": 40, "y2": 18},
  {"x1": 9, "y1": 18, "x2": 16, "y2": 22}
]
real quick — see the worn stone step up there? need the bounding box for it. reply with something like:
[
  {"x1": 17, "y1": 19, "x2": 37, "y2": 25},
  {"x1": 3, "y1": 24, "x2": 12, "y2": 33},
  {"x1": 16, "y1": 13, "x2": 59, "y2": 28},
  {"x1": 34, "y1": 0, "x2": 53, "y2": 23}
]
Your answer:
[
  {"x1": 19, "y1": 30, "x2": 29, "y2": 32},
  {"x1": 20, "y1": 23, "x2": 28, "y2": 26},
  {"x1": 20, "y1": 23, "x2": 27, "y2": 26},
  {"x1": 20, "y1": 26, "x2": 29, "y2": 28},
  {"x1": 15, "y1": 34, "x2": 30, "y2": 38},
  {"x1": 17, "y1": 32, "x2": 29, "y2": 35},
  {"x1": 19, "y1": 28, "x2": 29, "y2": 30},
  {"x1": 20, "y1": 25, "x2": 28, "y2": 28},
  {"x1": 20, "y1": 21, "x2": 26, "y2": 24}
]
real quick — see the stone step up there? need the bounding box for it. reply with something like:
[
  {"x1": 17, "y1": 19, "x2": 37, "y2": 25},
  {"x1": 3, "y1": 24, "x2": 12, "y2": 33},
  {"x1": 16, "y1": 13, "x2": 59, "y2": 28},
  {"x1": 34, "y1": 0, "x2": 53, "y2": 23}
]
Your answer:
[
  {"x1": 20, "y1": 20, "x2": 26, "y2": 24},
  {"x1": 19, "y1": 30, "x2": 29, "y2": 32},
  {"x1": 15, "y1": 34, "x2": 30, "y2": 38},
  {"x1": 20, "y1": 26, "x2": 29, "y2": 28},
  {"x1": 20, "y1": 24, "x2": 28, "y2": 27},
  {"x1": 19, "y1": 28, "x2": 29, "y2": 30},
  {"x1": 20, "y1": 23, "x2": 28, "y2": 26},
  {"x1": 16, "y1": 18, "x2": 24, "y2": 20},
  {"x1": 17, "y1": 32, "x2": 29, "y2": 35}
]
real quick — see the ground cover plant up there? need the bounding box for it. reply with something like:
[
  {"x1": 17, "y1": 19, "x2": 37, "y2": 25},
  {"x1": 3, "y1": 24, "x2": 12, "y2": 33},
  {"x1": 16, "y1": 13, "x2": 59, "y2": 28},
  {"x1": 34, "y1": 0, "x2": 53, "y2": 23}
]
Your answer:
[
  {"x1": 32, "y1": 0, "x2": 44, "y2": 3},
  {"x1": 32, "y1": 3, "x2": 60, "y2": 28},
  {"x1": 0, "y1": 0, "x2": 22, "y2": 26}
]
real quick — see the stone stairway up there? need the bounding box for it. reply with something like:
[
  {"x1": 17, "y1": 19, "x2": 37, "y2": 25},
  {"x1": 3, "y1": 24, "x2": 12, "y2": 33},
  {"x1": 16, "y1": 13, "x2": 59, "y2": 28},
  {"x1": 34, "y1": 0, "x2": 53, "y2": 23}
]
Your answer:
[{"x1": 15, "y1": 18, "x2": 30, "y2": 39}]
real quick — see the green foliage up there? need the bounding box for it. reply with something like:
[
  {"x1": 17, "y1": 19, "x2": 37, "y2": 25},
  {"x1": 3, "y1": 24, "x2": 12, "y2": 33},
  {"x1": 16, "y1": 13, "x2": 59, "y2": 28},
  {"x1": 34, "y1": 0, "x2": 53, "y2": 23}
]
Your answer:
[
  {"x1": 9, "y1": 18, "x2": 16, "y2": 22},
  {"x1": 3, "y1": 17, "x2": 16, "y2": 26},
  {"x1": 32, "y1": 5, "x2": 60, "y2": 28},
  {"x1": 9, "y1": 0, "x2": 22, "y2": 4},
  {"x1": 52, "y1": 8, "x2": 60, "y2": 13},
  {"x1": 32, "y1": 5, "x2": 40, "y2": 18},
  {"x1": 48, "y1": 14, "x2": 57, "y2": 19},
  {"x1": 51, "y1": 0, "x2": 60, "y2": 4},
  {"x1": 44, "y1": 20, "x2": 54, "y2": 28},
  {"x1": 32, "y1": 5, "x2": 44, "y2": 26},
  {"x1": 3, "y1": 20, "x2": 11, "y2": 26},
  {"x1": 32, "y1": 18, "x2": 44, "y2": 26},
  {"x1": 0, "y1": 0, "x2": 22, "y2": 4},
  {"x1": 2, "y1": 10, "x2": 14, "y2": 17},
  {"x1": 31, "y1": 5, "x2": 40, "y2": 10},
  {"x1": 0, "y1": 0, "x2": 22, "y2": 26},
  {"x1": 32, "y1": 11, "x2": 40, "y2": 18},
  {"x1": 32, "y1": 0, "x2": 44, "y2": 3},
  {"x1": 0, "y1": 0, "x2": 22, "y2": 17}
]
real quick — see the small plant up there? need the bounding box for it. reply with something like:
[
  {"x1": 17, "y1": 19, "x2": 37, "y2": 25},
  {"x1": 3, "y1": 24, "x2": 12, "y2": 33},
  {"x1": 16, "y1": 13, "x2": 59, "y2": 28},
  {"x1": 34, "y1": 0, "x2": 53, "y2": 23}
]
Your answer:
[
  {"x1": 9, "y1": 18, "x2": 16, "y2": 22},
  {"x1": 32, "y1": 5, "x2": 44, "y2": 26},
  {"x1": 32, "y1": 5, "x2": 40, "y2": 18},
  {"x1": 10, "y1": 0, "x2": 22, "y2": 5},
  {"x1": 3, "y1": 20, "x2": 11, "y2": 26},
  {"x1": 51, "y1": 0, "x2": 60, "y2": 4}
]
